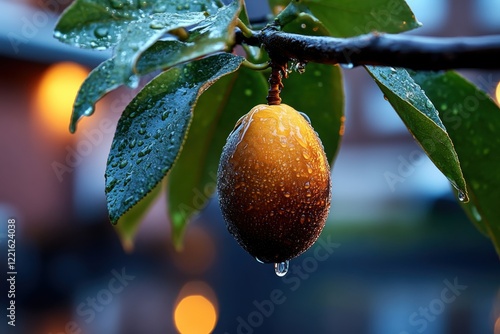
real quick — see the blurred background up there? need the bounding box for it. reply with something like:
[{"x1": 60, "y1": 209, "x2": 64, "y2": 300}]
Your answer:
[{"x1": 1, "y1": 0, "x2": 500, "y2": 333}]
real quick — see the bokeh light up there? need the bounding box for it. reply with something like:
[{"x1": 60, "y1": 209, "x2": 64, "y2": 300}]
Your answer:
[
  {"x1": 33, "y1": 62, "x2": 89, "y2": 139},
  {"x1": 495, "y1": 80, "x2": 500, "y2": 104},
  {"x1": 174, "y1": 295, "x2": 217, "y2": 334}
]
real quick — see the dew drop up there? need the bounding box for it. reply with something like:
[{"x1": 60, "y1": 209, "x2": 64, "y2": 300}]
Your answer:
[
  {"x1": 299, "y1": 112, "x2": 311, "y2": 124},
  {"x1": 390, "y1": 67, "x2": 397, "y2": 72},
  {"x1": 119, "y1": 160, "x2": 128, "y2": 168},
  {"x1": 458, "y1": 191, "x2": 467, "y2": 202},
  {"x1": 340, "y1": 63, "x2": 354, "y2": 69},
  {"x1": 283, "y1": 192, "x2": 290, "y2": 198},
  {"x1": 149, "y1": 20, "x2": 164, "y2": 29},
  {"x1": 302, "y1": 150, "x2": 310, "y2": 160},
  {"x1": 274, "y1": 261, "x2": 289, "y2": 277},
  {"x1": 94, "y1": 27, "x2": 109, "y2": 38},
  {"x1": 300, "y1": 23, "x2": 306, "y2": 29}
]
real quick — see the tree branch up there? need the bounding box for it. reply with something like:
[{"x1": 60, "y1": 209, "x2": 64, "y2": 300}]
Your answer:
[{"x1": 237, "y1": 27, "x2": 500, "y2": 70}]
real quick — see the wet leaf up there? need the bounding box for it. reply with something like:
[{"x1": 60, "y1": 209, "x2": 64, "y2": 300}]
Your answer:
[
  {"x1": 281, "y1": 13, "x2": 345, "y2": 163},
  {"x1": 411, "y1": 70, "x2": 500, "y2": 256},
  {"x1": 54, "y1": 0, "x2": 223, "y2": 49},
  {"x1": 113, "y1": 12, "x2": 206, "y2": 86},
  {"x1": 106, "y1": 53, "x2": 244, "y2": 224},
  {"x1": 70, "y1": 1, "x2": 242, "y2": 132},
  {"x1": 167, "y1": 66, "x2": 268, "y2": 249},
  {"x1": 366, "y1": 66, "x2": 467, "y2": 199},
  {"x1": 114, "y1": 179, "x2": 164, "y2": 252},
  {"x1": 270, "y1": 0, "x2": 420, "y2": 37}
]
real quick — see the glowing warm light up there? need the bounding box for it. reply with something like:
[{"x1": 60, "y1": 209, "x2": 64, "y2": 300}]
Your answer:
[
  {"x1": 34, "y1": 62, "x2": 89, "y2": 139},
  {"x1": 496, "y1": 81, "x2": 500, "y2": 105},
  {"x1": 174, "y1": 295, "x2": 217, "y2": 334}
]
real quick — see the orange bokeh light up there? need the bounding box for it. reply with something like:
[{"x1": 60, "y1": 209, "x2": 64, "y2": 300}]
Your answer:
[
  {"x1": 174, "y1": 294, "x2": 217, "y2": 334},
  {"x1": 34, "y1": 62, "x2": 89, "y2": 139},
  {"x1": 495, "y1": 81, "x2": 500, "y2": 105}
]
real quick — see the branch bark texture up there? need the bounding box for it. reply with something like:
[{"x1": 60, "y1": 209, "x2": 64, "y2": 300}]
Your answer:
[{"x1": 238, "y1": 27, "x2": 500, "y2": 70}]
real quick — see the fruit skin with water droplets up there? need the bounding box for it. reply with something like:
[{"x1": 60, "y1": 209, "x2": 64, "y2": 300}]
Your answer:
[{"x1": 217, "y1": 104, "x2": 331, "y2": 263}]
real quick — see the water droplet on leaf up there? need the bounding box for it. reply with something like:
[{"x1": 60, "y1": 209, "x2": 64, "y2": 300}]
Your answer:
[
  {"x1": 458, "y1": 191, "x2": 467, "y2": 202},
  {"x1": 94, "y1": 27, "x2": 109, "y2": 38}
]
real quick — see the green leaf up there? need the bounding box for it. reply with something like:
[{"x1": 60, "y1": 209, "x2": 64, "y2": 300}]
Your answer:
[
  {"x1": 167, "y1": 66, "x2": 268, "y2": 249},
  {"x1": 281, "y1": 13, "x2": 345, "y2": 163},
  {"x1": 114, "y1": 179, "x2": 164, "y2": 252},
  {"x1": 54, "y1": 0, "x2": 223, "y2": 49},
  {"x1": 411, "y1": 71, "x2": 500, "y2": 256},
  {"x1": 70, "y1": 1, "x2": 242, "y2": 132},
  {"x1": 114, "y1": 12, "x2": 206, "y2": 86},
  {"x1": 273, "y1": 0, "x2": 420, "y2": 37},
  {"x1": 136, "y1": 0, "x2": 242, "y2": 73},
  {"x1": 366, "y1": 66, "x2": 467, "y2": 198},
  {"x1": 106, "y1": 53, "x2": 245, "y2": 224}
]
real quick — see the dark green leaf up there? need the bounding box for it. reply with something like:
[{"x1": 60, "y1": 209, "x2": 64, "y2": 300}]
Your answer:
[
  {"x1": 281, "y1": 13, "x2": 345, "y2": 163},
  {"x1": 412, "y1": 71, "x2": 500, "y2": 255},
  {"x1": 366, "y1": 66, "x2": 467, "y2": 198},
  {"x1": 70, "y1": 1, "x2": 242, "y2": 132},
  {"x1": 106, "y1": 53, "x2": 245, "y2": 223},
  {"x1": 114, "y1": 12, "x2": 206, "y2": 86},
  {"x1": 136, "y1": 0, "x2": 242, "y2": 73},
  {"x1": 54, "y1": 0, "x2": 223, "y2": 49},
  {"x1": 114, "y1": 179, "x2": 164, "y2": 252},
  {"x1": 167, "y1": 66, "x2": 268, "y2": 249},
  {"x1": 273, "y1": 0, "x2": 420, "y2": 37}
]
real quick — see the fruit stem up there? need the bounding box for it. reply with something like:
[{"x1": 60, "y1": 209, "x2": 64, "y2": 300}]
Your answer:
[{"x1": 267, "y1": 60, "x2": 287, "y2": 105}]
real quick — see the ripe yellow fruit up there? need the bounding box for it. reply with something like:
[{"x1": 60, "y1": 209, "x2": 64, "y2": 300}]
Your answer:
[{"x1": 217, "y1": 104, "x2": 331, "y2": 263}]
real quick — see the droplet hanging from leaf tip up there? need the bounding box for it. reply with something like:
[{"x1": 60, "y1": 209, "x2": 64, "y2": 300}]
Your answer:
[
  {"x1": 340, "y1": 63, "x2": 353, "y2": 70},
  {"x1": 458, "y1": 190, "x2": 468, "y2": 202}
]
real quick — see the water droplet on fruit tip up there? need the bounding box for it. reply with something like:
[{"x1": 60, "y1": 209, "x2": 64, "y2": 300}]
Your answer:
[{"x1": 274, "y1": 261, "x2": 289, "y2": 277}]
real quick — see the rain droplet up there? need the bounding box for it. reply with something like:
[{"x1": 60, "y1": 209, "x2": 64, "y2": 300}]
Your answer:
[
  {"x1": 119, "y1": 160, "x2": 128, "y2": 168},
  {"x1": 302, "y1": 150, "x2": 310, "y2": 160},
  {"x1": 149, "y1": 20, "x2": 164, "y2": 29},
  {"x1": 94, "y1": 27, "x2": 109, "y2": 38},
  {"x1": 255, "y1": 257, "x2": 265, "y2": 264},
  {"x1": 300, "y1": 215, "x2": 306, "y2": 224},
  {"x1": 283, "y1": 192, "x2": 290, "y2": 198},
  {"x1": 340, "y1": 63, "x2": 354, "y2": 69},
  {"x1": 390, "y1": 67, "x2": 397, "y2": 73},
  {"x1": 458, "y1": 191, "x2": 467, "y2": 202},
  {"x1": 299, "y1": 112, "x2": 311, "y2": 124},
  {"x1": 300, "y1": 23, "x2": 306, "y2": 29},
  {"x1": 274, "y1": 260, "x2": 289, "y2": 277}
]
